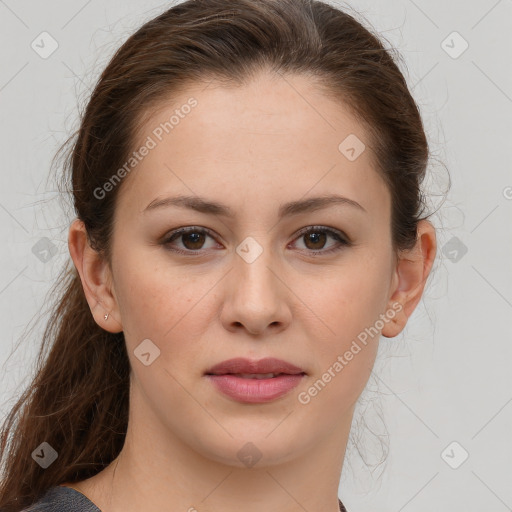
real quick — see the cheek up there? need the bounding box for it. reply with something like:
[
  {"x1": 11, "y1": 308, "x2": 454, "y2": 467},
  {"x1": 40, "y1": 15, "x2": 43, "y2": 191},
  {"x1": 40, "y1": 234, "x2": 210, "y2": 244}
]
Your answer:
[
  {"x1": 113, "y1": 254, "x2": 219, "y2": 360},
  {"x1": 315, "y1": 252, "x2": 392, "y2": 336},
  {"x1": 306, "y1": 252, "x2": 392, "y2": 395}
]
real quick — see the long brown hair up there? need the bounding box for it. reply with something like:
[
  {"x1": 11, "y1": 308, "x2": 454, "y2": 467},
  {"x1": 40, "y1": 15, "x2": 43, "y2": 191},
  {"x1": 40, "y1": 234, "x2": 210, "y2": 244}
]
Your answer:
[{"x1": 0, "y1": 0, "x2": 446, "y2": 509}]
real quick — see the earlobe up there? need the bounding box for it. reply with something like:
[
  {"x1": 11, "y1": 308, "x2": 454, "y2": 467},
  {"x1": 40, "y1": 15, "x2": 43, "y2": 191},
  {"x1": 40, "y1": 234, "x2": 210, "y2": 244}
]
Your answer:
[
  {"x1": 68, "y1": 218, "x2": 123, "y2": 333},
  {"x1": 381, "y1": 220, "x2": 437, "y2": 339}
]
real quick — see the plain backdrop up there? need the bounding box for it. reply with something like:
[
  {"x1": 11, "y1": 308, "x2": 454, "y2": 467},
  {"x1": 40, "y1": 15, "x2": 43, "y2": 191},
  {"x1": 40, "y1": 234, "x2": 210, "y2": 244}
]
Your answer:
[{"x1": 0, "y1": 1, "x2": 511, "y2": 511}]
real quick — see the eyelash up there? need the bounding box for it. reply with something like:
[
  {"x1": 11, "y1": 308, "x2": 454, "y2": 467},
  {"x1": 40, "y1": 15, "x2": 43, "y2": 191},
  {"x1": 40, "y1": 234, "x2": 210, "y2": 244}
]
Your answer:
[{"x1": 161, "y1": 225, "x2": 351, "y2": 256}]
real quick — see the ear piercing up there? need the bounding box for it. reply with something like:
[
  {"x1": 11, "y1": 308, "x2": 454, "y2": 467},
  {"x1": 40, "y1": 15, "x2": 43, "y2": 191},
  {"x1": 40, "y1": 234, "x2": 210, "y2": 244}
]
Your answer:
[{"x1": 104, "y1": 313, "x2": 109, "y2": 321}]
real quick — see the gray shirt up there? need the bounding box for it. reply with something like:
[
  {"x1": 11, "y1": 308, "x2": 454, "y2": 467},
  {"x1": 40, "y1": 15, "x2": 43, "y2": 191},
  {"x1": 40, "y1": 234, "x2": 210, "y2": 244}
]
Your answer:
[
  {"x1": 21, "y1": 486, "x2": 100, "y2": 512},
  {"x1": 22, "y1": 485, "x2": 348, "y2": 511}
]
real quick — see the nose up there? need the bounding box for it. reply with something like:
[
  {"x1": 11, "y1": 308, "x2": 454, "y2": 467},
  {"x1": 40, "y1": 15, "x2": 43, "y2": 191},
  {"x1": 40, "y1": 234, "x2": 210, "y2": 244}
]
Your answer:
[{"x1": 220, "y1": 244, "x2": 292, "y2": 336}]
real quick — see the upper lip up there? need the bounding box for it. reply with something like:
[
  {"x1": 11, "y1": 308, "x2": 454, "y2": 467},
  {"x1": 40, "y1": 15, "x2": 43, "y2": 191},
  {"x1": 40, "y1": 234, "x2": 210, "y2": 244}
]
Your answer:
[{"x1": 205, "y1": 357, "x2": 306, "y2": 375}]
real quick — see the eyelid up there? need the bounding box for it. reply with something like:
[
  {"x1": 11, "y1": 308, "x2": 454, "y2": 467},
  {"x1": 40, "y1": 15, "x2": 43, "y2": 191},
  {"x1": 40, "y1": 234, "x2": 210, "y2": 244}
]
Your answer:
[
  {"x1": 294, "y1": 225, "x2": 350, "y2": 243},
  {"x1": 290, "y1": 226, "x2": 351, "y2": 255},
  {"x1": 160, "y1": 226, "x2": 219, "y2": 248}
]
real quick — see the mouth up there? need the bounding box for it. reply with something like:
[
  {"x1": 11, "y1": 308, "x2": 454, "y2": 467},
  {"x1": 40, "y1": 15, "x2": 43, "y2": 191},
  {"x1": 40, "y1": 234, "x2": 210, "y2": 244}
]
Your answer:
[{"x1": 204, "y1": 358, "x2": 307, "y2": 403}]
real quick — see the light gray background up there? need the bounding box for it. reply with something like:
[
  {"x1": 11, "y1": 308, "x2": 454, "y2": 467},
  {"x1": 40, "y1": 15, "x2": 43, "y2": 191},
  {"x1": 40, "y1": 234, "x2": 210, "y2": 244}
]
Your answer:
[{"x1": 1, "y1": 1, "x2": 511, "y2": 511}]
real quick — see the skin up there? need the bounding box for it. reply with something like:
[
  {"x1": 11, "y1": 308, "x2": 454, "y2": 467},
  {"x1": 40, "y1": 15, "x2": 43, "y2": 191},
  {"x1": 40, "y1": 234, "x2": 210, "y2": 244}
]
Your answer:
[{"x1": 67, "y1": 70, "x2": 436, "y2": 512}]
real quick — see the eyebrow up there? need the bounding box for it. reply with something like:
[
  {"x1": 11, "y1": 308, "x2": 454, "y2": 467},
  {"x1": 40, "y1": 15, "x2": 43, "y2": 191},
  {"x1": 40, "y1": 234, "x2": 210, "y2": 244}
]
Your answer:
[{"x1": 143, "y1": 193, "x2": 367, "y2": 218}]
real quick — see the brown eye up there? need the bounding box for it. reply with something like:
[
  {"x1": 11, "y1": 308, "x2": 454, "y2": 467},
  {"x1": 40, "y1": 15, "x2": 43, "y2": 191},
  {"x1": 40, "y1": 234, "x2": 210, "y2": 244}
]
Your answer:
[
  {"x1": 162, "y1": 227, "x2": 218, "y2": 254},
  {"x1": 303, "y1": 231, "x2": 327, "y2": 251},
  {"x1": 292, "y1": 226, "x2": 351, "y2": 255},
  {"x1": 161, "y1": 225, "x2": 351, "y2": 257},
  {"x1": 180, "y1": 231, "x2": 206, "y2": 250}
]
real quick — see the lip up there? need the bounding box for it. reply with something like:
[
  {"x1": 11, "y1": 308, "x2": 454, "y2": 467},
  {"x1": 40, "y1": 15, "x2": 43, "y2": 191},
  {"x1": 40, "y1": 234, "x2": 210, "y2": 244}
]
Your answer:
[
  {"x1": 205, "y1": 357, "x2": 306, "y2": 376},
  {"x1": 205, "y1": 357, "x2": 307, "y2": 404}
]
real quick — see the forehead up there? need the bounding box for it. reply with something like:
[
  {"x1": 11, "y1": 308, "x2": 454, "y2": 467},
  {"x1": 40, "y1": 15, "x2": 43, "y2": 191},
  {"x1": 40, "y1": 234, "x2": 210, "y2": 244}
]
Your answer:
[{"x1": 118, "y1": 71, "x2": 390, "y2": 221}]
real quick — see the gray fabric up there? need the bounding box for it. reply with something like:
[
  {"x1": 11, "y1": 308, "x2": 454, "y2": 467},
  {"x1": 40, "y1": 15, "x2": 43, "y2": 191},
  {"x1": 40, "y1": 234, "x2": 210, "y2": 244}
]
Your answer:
[
  {"x1": 21, "y1": 486, "x2": 101, "y2": 512},
  {"x1": 20, "y1": 485, "x2": 347, "y2": 511}
]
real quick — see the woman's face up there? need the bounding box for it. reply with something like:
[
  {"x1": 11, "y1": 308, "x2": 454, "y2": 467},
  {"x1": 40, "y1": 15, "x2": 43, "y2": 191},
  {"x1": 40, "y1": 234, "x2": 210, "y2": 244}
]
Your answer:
[{"x1": 106, "y1": 71, "x2": 401, "y2": 466}]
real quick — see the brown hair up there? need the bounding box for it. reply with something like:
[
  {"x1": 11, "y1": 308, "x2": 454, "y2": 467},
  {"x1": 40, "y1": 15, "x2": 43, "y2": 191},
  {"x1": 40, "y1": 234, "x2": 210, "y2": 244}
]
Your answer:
[{"x1": 0, "y1": 0, "x2": 445, "y2": 509}]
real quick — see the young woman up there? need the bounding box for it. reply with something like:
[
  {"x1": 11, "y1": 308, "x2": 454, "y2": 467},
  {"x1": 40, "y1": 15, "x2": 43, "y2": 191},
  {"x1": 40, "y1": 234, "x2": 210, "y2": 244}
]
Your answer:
[{"x1": 0, "y1": 0, "x2": 439, "y2": 511}]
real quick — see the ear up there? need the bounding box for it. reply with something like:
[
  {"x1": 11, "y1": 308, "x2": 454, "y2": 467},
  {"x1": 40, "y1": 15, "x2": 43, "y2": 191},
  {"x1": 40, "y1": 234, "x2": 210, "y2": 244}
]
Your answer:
[
  {"x1": 68, "y1": 218, "x2": 123, "y2": 333},
  {"x1": 381, "y1": 220, "x2": 437, "y2": 338}
]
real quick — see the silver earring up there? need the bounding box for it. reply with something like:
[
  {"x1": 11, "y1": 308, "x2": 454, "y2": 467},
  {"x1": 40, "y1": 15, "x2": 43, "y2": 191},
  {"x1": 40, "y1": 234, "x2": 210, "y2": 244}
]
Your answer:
[{"x1": 104, "y1": 313, "x2": 109, "y2": 321}]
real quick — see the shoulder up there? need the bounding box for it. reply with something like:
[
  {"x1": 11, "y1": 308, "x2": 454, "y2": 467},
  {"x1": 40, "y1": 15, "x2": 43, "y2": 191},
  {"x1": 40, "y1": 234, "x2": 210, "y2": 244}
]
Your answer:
[{"x1": 20, "y1": 486, "x2": 101, "y2": 512}]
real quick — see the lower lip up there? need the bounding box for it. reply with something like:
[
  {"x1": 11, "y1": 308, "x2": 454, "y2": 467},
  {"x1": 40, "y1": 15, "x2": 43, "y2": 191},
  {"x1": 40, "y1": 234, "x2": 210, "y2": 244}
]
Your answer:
[{"x1": 205, "y1": 374, "x2": 305, "y2": 403}]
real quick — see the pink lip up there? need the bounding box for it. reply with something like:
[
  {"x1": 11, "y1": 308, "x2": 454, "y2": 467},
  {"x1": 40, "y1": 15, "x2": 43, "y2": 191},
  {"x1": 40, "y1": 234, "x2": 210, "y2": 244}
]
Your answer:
[
  {"x1": 205, "y1": 357, "x2": 305, "y2": 376},
  {"x1": 206, "y1": 374, "x2": 305, "y2": 403},
  {"x1": 205, "y1": 357, "x2": 306, "y2": 404}
]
